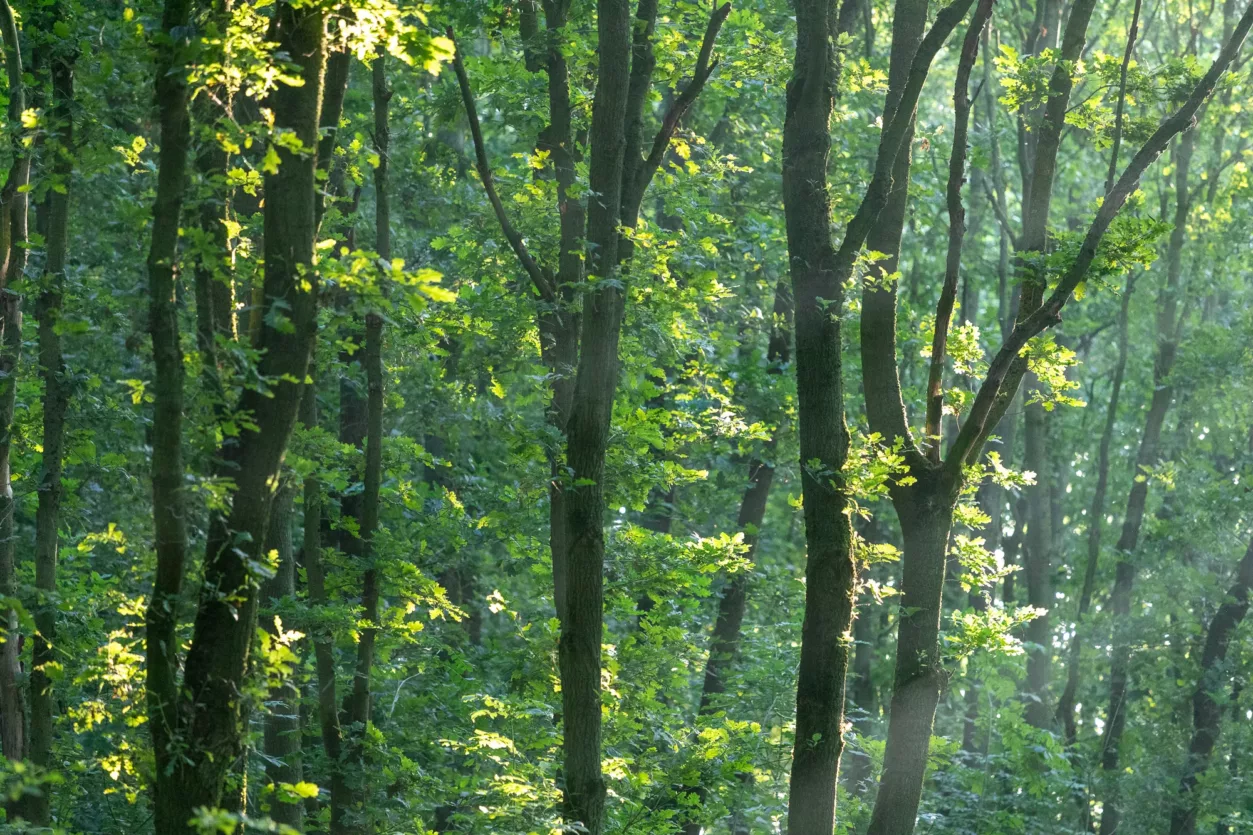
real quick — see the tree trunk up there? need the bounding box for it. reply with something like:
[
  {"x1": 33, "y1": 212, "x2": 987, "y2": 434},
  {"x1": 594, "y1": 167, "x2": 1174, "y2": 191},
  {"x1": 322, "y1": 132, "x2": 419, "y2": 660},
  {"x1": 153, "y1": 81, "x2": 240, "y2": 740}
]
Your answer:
[
  {"x1": 679, "y1": 271, "x2": 791, "y2": 834},
  {"x1": 339, "y1": 53, "x2": 391, "y2": 831},
  {"x1": 1022, "y1": 388, "x2": 1053, "y2": 728},
  {"x1": 1168, "y1": 538, "x2": 1253, "y2": 835},
  {"x1": 145, "y1": 0, "x2": 195, "y2": 831},
  {"x1": 1099, "y1": 128, "x2": 1194, "y2": 835},
  {"x1": 858, "y1": 1, "x2": 994, "y2": 828},
  {"x1": 262, "y1": 484, "x2": 303, "y2": 831},
  {"x1": 557, "y1": 4, "x2": 632, "y2": 831},
  {"x1": 300, "y1": 378, "x2": 351, "y2": 835},
  {"x1": 536, "y1": 0, "x2": 585, "y2": 625},
  {"x1": 1057, "y1": 274, "x2": 1134, "y2": 743},
  {"x1": 785, "y1": 0, "x2": 982, "y2": 824},
  {"x1": 780, "y1": 1, "x2": 861, "y2": 829},
  {"x1": 866, "y1": 492, "x2": 956, "y2": 835},
  {"x1": 24, "y1": 29, "x2": 75, "y2": 828},
  {"x1": 848, "y1": 564, "x2": 879, "y2": 777},
  {"x1": 192, "y1": 0, "x2": 237, "y2": 404},
  {"x1": 161, "y1": 5, "x2": 326, "y2": 828},
  {"x1": 0, "y1": 0, "x2": 28, "y2": 769}
]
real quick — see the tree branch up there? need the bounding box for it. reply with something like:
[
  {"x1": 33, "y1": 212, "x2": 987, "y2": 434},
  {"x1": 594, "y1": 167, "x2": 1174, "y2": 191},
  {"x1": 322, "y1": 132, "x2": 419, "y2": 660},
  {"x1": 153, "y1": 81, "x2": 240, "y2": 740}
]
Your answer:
[
  {"x1": 947, "y1": 0, "x2": 1253, "y2": 474},
  {"x1": 1105, "y1": 0, "x2": 1143, "y2": 192},
  {"x1": 449, "y1": 28, "x2": 557, "y2": 304},
  {"x1": 629, "y1": 2, "x2": 732, "y2": 214},
  {"x1": 924, "y1": 0, "x2": 995, "y2": 462}
]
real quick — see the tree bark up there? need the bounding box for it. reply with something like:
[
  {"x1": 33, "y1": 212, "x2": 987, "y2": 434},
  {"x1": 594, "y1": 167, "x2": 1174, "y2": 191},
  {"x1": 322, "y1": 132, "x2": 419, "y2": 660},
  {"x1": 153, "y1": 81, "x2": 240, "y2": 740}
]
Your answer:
[
  {"x1": 300, "y1": 377, "x2": 352, "y2": 834},
  {"x1": 192, "y1": 0, "x2": 237, "y2": 404},
  {"x1": 860, "y1": 0, "x2": 928, "y2": 454},
  {"x1": 339, "y1": 52, "x2": 391, "y2": 830},
  {"x1": 866, "y1": 490, "x2": 956, "y2": 835},
  {"x1": 23, "y1": 24, "x2": 75, "y2": 827},
  {"x1": 556, "y1": 4, "x2": 632, "y2": 831},
  {"x1": 1022, "y1": 388, "x2": 1053, "y2": 728},
  {"x1": 145, "y1": 0, "x2": 196, "y2": 831},
  {"x1": 0, "y1": 0, "x2": 28, "y2": 769}
]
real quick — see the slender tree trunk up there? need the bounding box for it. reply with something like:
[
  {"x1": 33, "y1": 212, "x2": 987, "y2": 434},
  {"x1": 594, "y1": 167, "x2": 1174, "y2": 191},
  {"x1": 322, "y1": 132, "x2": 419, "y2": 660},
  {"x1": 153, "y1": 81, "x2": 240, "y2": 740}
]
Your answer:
[
  {"x1": 848, "y1": 560, "x2": 879, "y2": 777},
  {"x1": 23, "y1": 29, "x2": 75, "y2": 827},
  {"x1": 1099, "y1": 129, "x2": 1195, "y2": 835},
  {"x1": 1168, "y1": 538, "x2": 1253, "y2": 835},
  {"x1": 860, "y1": 0, "x2": 927, "y2": 450},
  {"x1": 300, "y1": 378, "x2": 352, "y2": 834},
  {"x1": 1214, "y1": 683, "x2": 1239, "y2": 835},
  {"x1": 191, "y1": 0, "x2": 237, "y2": 406},
  {"x1": 699, "y1": 459, "x2": 775, "y2": 713},
  {"x1": 339, "y1": 53, "x2": 391, "y2": 832},
  {"x1": 262, "y1": 484, "x2": 303, "y2": 831},
  {"x1": 557, "y1": 5, "x2": 632, "y2": 831},
  {"x1": 536, "y1": 0, "x2": 585, "y2": 624},
  {"x1": 163, "y1": 6, "x2": 326, "y2": 828},
  {"x1": 1057, "y1": 275, "x2": 1134, "y2": 743},
  {"x1": 679, "y1": 272, "x2": 791, "y2": 835},
  {"x1": 145, "y1": 1, "x2": 195, "y2": 831},
  {"x1": 780, "y1": 2, "x2": 861, "y2": 829},
  {"x1": 1022, "y1": 387, "x2": 1053, "y2": 728},
  {"x1": 0, "y1": 0, "x2": 28, "y2": 768}
]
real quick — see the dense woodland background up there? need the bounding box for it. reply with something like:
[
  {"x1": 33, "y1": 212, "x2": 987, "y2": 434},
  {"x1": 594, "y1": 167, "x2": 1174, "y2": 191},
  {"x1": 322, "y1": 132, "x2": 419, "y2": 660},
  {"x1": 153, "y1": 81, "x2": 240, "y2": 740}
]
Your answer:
[{"x1": 0, "y1": 0, "x2": 1245, "y2": 833}]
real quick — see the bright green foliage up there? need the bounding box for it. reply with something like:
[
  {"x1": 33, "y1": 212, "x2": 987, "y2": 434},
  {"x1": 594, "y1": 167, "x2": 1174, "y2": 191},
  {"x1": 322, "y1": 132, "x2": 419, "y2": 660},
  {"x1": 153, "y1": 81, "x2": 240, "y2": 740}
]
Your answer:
[{"x1": 0, "y1": 0, "x2": 1247, "y2": 834}]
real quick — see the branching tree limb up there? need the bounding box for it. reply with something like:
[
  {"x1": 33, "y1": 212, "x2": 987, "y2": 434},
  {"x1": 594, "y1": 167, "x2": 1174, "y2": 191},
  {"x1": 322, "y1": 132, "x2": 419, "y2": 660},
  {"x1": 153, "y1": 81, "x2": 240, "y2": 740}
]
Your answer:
[
  {"x1": 449, "y1": 29, "x2": 557, "y2": 304},
  {"x1": 948, "y1": 0, "x2": 1253, "y2": 474}
]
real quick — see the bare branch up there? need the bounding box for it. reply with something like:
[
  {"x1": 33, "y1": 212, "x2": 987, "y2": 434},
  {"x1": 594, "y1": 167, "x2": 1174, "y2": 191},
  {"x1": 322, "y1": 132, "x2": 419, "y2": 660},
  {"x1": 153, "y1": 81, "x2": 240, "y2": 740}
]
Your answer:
[{"x1": 448, "y1": 28, "x2": 557, "y2": 304}]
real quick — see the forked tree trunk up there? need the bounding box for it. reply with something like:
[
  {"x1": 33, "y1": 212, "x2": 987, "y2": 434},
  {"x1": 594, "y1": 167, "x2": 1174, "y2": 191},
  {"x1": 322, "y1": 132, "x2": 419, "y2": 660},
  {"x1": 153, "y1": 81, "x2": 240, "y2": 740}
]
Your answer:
[
  {"x1": 859, "y1": 1, "x2": 994, "y2": 829},
  {"x1": 784, "y1": 0, "x2": 983, "y2": 827}
]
